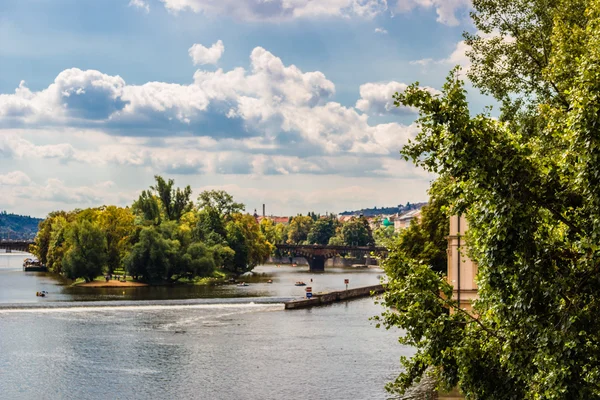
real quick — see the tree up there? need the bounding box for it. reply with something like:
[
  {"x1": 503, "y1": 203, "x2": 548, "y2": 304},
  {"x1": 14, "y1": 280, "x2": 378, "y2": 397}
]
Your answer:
[
  {"x1": 123, "y1": 226, "x2": 180, "y2": 282},
  {"x1": 62, "y1": 220, "x2": 107, "y2": 282},
  {"x1": 340, "y1": 217, "x2": 373, "y2": 246},
  {"x1": 224, "y1": 213, "x2": 271, "y2": 274},
  {"x1": 151, "y1": 175, "x2": 192, "y2": 221},
  {"x1": 379, "y1": 1, "x2": 600, "y2": 398},
  {"x1": 306, "y1": 217, "x2": 337, "y2": 245},
  {"x1": 395, "y1": 179, "x2": 450, "y2": 274},
  {"x1": 46, "y1": 216, "x2": 69, "y2": 274},
  {"x1": 197, "y1": 190, "x2": 244, "y2": 219},
  {"x1": 97, "y1": 206, "x2": 135, "y2": 274},
  {"x1": 287, "y1": 215, "x2": 313, "y2": 244},
  {"x1": 132, "y1": 190, "x2": 161, "y2": 225}
]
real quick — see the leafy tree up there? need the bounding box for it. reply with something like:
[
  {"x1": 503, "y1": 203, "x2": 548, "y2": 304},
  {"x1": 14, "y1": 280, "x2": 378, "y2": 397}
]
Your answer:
[
  {"x1": 395, "y1": 179, "x2": 450, "y2": 274},
  {"x1": 46, "y1": 216, "x2": 69, "y2": 274},
  {"x1": 152, "y1": 176, "x2": 192, "y2": 221},
  {"x1": 327, "y1": 235, "x2": 344, "y2": 246},
  {"x1": 379, "y1": 1, "x2": 600, "y2": 398},
  {"x1": 180, "y1": 242, "x2": 216, "y2": 279},
  {"x1": 97, "y1": 206, "x2": 135, "y2": 274},
  {"x1": 306, "y1": 217, "x2": 337, "y2": 245},
  {"x1": 287, "y1": 215, "x2": 313, "y2": 244},
  {"x1": 372, "y1": 225, "x2": 396, "y2": 247},
  {"x1": 224, "y1": 213, "x2": 271, "y2": 274},
  {"x1": 341, "y1": 217, "x2": 373, "y2": 246},
  {"x1": 196, "y1": 208, "x2": 227, "y2": 246},
  {"x1": 62, "y1": 220, "x2": 107, "y2": 282},
  {"x1": 197, "y1": 190, "x2": 244, "y2": 219},
  {"x1": 132, "y1": 190, "x2": 162, "y2": 225},
  {"x1": 124, "y1": 226, "x2": 179, "y2": 281}
]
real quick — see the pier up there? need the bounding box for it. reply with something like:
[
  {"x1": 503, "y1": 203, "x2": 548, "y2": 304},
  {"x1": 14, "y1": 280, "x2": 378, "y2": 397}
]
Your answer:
[{"x1": 284, "y1": 284, "x2": 385, "y2": 309}]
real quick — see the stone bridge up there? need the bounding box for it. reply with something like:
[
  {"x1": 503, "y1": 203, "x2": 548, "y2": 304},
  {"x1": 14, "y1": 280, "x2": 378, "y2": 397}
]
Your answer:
[
  {"x1": 0, "y1": 240, "x2": 34, "y2": 253},
  {"x1": 275, "y1": 244, "x2": 388, "y2": 272}
]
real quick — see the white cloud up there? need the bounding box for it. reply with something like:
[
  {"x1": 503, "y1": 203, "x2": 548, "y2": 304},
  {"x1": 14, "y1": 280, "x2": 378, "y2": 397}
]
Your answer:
[
  {"x1": 374, "y1": 27, "x2": 388, "y2": 34},
  {"x1": 356, "y1": 81, "x2": 439, "y2": 115},
  {"x1": 395, "y1": 0, "x2": 471, "y2": 26},
  {"x1": 129, "y1": 0, "x2": 150, "y2": 13},
  {"x1": 0, "y1": 171, "x2": 32, "y2": 186},
  {"x1": 160, "y1": 0, "x2": 388, "y2": 20},
  {"x1": 188, "y1": 40, "x2": 225, "y2": 65},
  {"x1": 0, "y1": 46, "x2": 421, "y2": 183},
  {"x1": 411, "y1": 30, "x2": 514, "y2": 71}
]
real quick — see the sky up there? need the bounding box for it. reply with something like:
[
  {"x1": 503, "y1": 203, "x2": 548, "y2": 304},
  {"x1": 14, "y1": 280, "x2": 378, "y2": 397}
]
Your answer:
[{"x1": 0, "y1": 0, "x2": 481, "y2": 218}]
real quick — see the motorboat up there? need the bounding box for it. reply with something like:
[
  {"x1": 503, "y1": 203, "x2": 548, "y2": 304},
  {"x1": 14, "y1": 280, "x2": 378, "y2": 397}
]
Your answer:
[
  {"x1": 267, "y1": 279, "x2": 273, "y2": 284},
  {"x1": 237, "y1": 282, "x2": 249, "y2": 287},
  {"x1": 294, "y1": 281, "x2": 306, "y2": 286}
]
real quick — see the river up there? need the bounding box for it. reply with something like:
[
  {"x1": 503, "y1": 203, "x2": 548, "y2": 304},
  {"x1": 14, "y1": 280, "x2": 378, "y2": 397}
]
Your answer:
[{"x1": 0, "y1": 253, "x2": 412, "y2": 399}]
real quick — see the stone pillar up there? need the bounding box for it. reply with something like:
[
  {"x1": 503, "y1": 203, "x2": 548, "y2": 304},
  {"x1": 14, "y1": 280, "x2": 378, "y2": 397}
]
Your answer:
[
  {"x1": 307, "y1": 255, "x2": 326, "y2": 272},
  {"x1": 447, "y1": 215, "x2": 478, "y2": 312}
]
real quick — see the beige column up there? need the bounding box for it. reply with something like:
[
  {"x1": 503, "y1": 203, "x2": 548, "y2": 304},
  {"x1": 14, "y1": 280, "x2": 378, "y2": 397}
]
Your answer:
[{"x1": 447, "y1": 215, "x2": 478, "y2": 311}]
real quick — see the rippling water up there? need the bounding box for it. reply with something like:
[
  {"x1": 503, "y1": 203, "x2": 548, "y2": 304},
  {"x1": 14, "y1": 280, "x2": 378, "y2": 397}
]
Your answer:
[{"x1": 0, "y1": 254, "x2": 411, "y2": 399}]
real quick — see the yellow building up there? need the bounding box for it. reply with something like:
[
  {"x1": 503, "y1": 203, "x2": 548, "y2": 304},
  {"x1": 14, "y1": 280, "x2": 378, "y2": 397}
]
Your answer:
[{"x1": 447, "y1": 215, "x2": 478, "y2": 311}]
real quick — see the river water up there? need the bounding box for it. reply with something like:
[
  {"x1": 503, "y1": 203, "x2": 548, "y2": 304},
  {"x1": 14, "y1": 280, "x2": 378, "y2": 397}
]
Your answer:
[{"x1": 0, "y1": 253, "x2": 412, "y2": 399}]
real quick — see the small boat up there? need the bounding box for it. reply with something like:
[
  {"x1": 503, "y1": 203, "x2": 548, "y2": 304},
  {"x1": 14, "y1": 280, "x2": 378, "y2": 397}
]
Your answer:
[
  {"x1": 267, "y1": 279, "x2": 273, "y2": 284},
  {"x1": 294, "y1": 281, "x2": 306, "y2": 286},
  {"x1": 36, "y1": 291, "x2": 46, "y2": 297},
  {"x1": 237, "y1": 282, "x2": 249, "y2": 287}
]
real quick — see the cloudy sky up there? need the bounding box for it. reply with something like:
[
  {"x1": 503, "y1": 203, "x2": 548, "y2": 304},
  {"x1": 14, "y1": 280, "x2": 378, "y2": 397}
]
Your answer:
[{"x1": 0, "y1": 0, "x2": 480, "y2": 218}]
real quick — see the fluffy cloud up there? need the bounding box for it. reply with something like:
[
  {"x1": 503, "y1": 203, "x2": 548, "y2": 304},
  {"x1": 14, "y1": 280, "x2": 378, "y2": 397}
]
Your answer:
[
  {"x1": 0, "y1": 45, "x2": 424, "y2": 190},
  {"x1": 129, "y1": 0, "x2": 150, "y2": 13},
  {"x1": 395, "y1": 0, "x2": 471, "y2": 26},
  {"x1": 355, "y1": 81, "x2": 439, "y2": 115},
  {"x1": 0, "y1": 171, "x2": 32, "y2": 186},
  {"x1": 411, "y1": 30, "x2": 514, "y2": 71},
  {"x1": 374, "y1": 27, "x2": 388, "y2": 34},
  {"x1": 0, "y1": 46, "x2": 417, "y2": 159},
  {"x1": 188, "y1": 40, "x2": 224, "y2": 65},
  {"x1": 160, "y1": 0, "x2": 388, "y2": 21}
]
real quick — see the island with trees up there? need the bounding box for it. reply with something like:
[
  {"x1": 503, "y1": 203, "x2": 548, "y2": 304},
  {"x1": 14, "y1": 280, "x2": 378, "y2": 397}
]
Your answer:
[{"x1": 31, "y1": 175, "x2": 387, "y2": 285}]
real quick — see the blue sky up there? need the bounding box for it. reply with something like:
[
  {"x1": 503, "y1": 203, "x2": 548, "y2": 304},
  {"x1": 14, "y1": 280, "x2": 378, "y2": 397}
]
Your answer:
[{"x1": 0, "y1": 0, "x2": 476, "y2": 217}]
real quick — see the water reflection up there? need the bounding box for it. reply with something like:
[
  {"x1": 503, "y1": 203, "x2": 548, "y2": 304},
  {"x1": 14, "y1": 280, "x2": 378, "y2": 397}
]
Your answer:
[{"x1": 0, "y1": 254, "x2": 385, "y2": 303}]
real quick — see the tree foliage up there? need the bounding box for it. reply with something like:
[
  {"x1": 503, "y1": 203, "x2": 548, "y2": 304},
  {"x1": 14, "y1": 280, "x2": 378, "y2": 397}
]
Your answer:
[
  {"x1": 340, "y1": 217, "x2": 374, "y2": 246},
  {"x1": 306, "y1": 217, "x2": 338, "y2": 245},
  {"x1": 287, "y1": 215, "x2": 313, "y2": 244},
  {"x1": 62, "y1": 220, "x2": 107, "y2": 282},
  {"x1": 379, "y1": 1, "x2": 600, "y2": 398}
]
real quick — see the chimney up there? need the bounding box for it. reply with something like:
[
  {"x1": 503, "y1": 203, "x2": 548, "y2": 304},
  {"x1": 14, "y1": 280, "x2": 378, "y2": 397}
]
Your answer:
[{"x1": 262, "y1": 204, "x2": 265, "y2": 217}]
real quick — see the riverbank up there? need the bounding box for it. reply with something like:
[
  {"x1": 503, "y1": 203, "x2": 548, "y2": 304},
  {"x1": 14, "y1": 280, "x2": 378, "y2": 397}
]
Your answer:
[
  {"x1": 76, "y1": 280, "x2": 149, "y2": 288},
  {"x1": 284, "y1": 284, "x2": 385, "y2": 309}
]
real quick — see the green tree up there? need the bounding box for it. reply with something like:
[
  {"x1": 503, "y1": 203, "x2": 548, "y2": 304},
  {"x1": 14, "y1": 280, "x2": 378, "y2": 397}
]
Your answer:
[
  {"x1": 123, "y1": 226, "x2": 179, "y2": 281},
  {"x1": 98, "y1": 206, "x2": 135, "y2": 274},
  {"x1": 152, "y1": 176, "x2": 192, "y2": 221},
  {"x1": 287, "y1": 215, "x2": 313, "y2": 244},
  {"x1": 46, "y1": 216, "x2": 69, "y2": 274},
  {"x1": 224, "y1": 213, "x2": 271, "y2": 274},
  {"x1": 132, "y1": 190, "x2": 162, "y2": 225},
  {"x1": 395, "y1": 179, "x2": 450, "y2": 274},
  {"x1": 197, "y1": 190, "x2": 244, "y2": 219},
  {"x1": 62, "y1": 220, "x2": 107, "y2": 282},
  {"x1": 341, "y1": 217, "x2": 373, "y2": 246},
  {"x1": 379, "y1": 1, "x2": 600, "y2": 398},
  {"x1": 306, "y1": 217, "x2": 337, "y2": 245}
]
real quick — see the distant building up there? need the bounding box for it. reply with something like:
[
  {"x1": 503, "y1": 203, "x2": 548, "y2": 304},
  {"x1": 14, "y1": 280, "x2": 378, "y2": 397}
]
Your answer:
[
  {"x1": 447, "y1": 215, "x2": 478, "y2": 312},
  {"x1": 257, "y1": 216, "x2": 290, "y2": 225},
  {"x1": 394, "y1": 208, "x2": 422, "y2": 232}
]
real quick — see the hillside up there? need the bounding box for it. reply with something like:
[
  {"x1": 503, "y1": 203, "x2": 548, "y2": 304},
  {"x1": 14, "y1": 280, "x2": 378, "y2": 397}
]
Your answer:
[
  {"x1": 339, "y1": 202, "x2": 427, "y2": 217},
  {"x1": 0, "y1": 211, "x2": 43, "y2": 240}
]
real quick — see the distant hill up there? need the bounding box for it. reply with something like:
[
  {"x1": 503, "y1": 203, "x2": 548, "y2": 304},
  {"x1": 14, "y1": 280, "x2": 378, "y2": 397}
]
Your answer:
[
  {"x1": 339, "y1": 202, "x2": 427, "y2": 217},
  {"x1": 0, "y1": 211, "x2": 43, "y2": 240}
]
